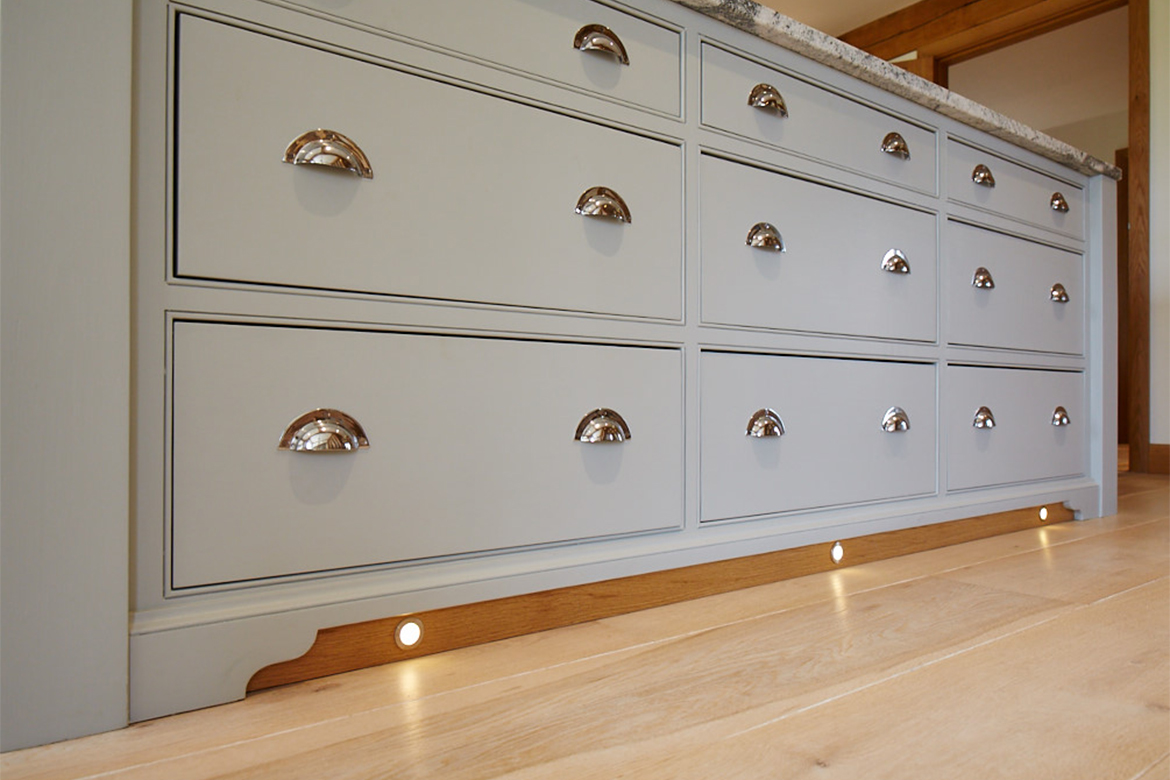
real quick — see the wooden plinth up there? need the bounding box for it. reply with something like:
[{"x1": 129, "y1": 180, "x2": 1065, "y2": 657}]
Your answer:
[{"x1": 248, "y1": 502, "x2": 1074, "y2": 692}]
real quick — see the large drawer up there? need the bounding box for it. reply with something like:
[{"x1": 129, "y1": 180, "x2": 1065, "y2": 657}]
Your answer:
[
  {"x1": 282, "y1": 0, "x2": 682, "y2": 116},
  {"x1": 700, "y1": 155, "x2": 936, "y2": 341},
  {"x1": 171, "y1": 321, "x2": 683, "y2": 588},
  {"x1": 700, "y1": 43, "x2": 937, "y2": 193},
  {"x1": 175, "y1": 16, "x2": 682, "y2": 320},
  {"x1": 946, "y1": 140, "x2": 1084, "y2": 239},
  {"x1": 700, "y1": 352, "x2": 937, "y2": 522},
  {"x1": 946, "y1": 365, "x2": 1084, "y2": 490},
  {"x1": 946, "y1": 221, "x2": 1084, "y2": 354}
]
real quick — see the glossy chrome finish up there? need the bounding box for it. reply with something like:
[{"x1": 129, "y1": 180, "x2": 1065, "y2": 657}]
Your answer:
[
  {"x1": 972, "y1": 266, "x2": 996, "y2": 289},
  {"x1": 881, "y1": 406, "x2": 911, "y2": 433},
  {"x1": 746, "y1": 408, "x2": 785, "y2": 438},
  {"x1": 278, "y1": 408, "x2": 370, "y2": 453},
  {"x1": 574, "y1": 186, "x2": 632, "y2": 223},
  {"x1": 1051, "y1": 406, "x2": 1071, "y2": 426},
  {"x1": 573, "y1": 24, "x2": 629, "y2": 65},
  {"x1": 282, "y1": 129, "x2": 373, "y2": 179},
  {"x1": 972, "y1": 406, "x2": 996, "y2": 429},
  {"x1": 880, "y1": 131, "x2": 910, "y2": 160},
  {"x1": 748, "y1": 83, "x2": 788, "y2": 117},
  {"x1": 575, "y1": 408, "x2": 631, "y2": 443},
  {"x1": 1050, "y1": 282, "x2": 1070, "y2": 303},
  {"x1": 745, "y1": 222, "x2": 785, "y2": 252},
  {"x1": 1050, "y1": 192, "x2": 1070, "y2": 213},
  {"x1": 881, "y1": 248, "x2": 910, "y2": 274},
  {"x1": 972, "y1": 163, "x2": 996, "y2": 188}
]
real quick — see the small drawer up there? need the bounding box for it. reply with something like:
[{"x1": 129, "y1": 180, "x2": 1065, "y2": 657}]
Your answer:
[
  {"x1": 282, "y1": 0, "x2": 681, "y2": 116},
  {"x1": 700, "y1": 44, "x2": 936, "y2": 193},
  {"x1": 175, "y1": 16, "x2": 682, "y2": 320},
  {"x1": 170, "y1": 321, "x2": 684, "y2": 588},
  {"x1": 946, "y1": 140, "x2": 1084, "y2": 239},
  {"x1": 946, "y1": 365, "x2": 1084, "y2": 490},
  {"x1": 700, "y1": 155, "x2": 936, "y2": 341},
  {"x1": 700, "y1": 352, "x2": 937, "y2": 522},
  {"x1": 946, "y1": 221, "x2": 1083, "y2": 354}
]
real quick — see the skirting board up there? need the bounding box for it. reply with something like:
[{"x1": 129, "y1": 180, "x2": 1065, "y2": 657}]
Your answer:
[
  {"x1": 248, "y1": 502, "x2": 1074, "y2": 692},
  {"x1": 1150, "y1": 444, "x2": 1169, "y2": 475}
]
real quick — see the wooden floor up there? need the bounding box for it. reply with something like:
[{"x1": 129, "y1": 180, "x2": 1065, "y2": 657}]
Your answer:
[{"x1": 5, "y1": 474, "x2": 1168, "y2": 780}]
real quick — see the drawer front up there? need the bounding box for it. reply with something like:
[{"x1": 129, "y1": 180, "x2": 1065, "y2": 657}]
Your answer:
[
  {"x1": 282, "y1": 0, "x2": 681, "y2": 116},
  {"x1": 700, "y1": 155, "x2": 937, "y2": 341},
  {"x1": 176, "y1": 17, "x2": 682, "y2": 320},
  {"x1": 946, "y1": 366, "x2": 1084, "y2": 490},
  {"x1": 946, "y1": 140, "x2": 1084, "y2": 239},
  {"x1": 946, "y1": 221, "x2": 1084, "y2": 354},
  {"x1": 700, "y1": 44, "x2": 937, "y2": 193},
  {"x1": 700, "y1": 352, "x2": 937, "y2": 522},
  {"x1": 171, "y1": 321, "x2": 683, "y2": 588}
]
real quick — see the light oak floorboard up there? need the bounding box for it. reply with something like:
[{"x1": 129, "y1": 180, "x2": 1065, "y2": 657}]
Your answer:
[{"x1": 4, "y1": 476, "x2": 1166, "y2": 779}]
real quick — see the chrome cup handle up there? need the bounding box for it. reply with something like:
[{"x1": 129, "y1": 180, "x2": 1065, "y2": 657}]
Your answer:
[
  {"x1": 1050, "y1": 283, "x2": 1070, "y2": 303},
  {"x1": 573, "y1": 24, "x2": 629, "y2": 65},
  {"x1": 575, "y1": 408, "x2": 632, "y2": 443},
  {"x1": 278, "y1": 408, "x2": 370, "y2": 453},
  {"x1": 880, "y1": 131, "x2": 910, "y2": 160},
  {"x1": 282, "y1": 129, "x2": 373, "y2": 179},
  {"x1": 881, "y1": 406, "x2": 911, "y2": 433},
  {"x1": 748, "y1": 83, "x2": 788, "y2": 117},
  {"x1": 1050, "y1": 192, "x2": 1070, "y2": 212},
  {"x1": 972, "y1": 164, "x2": 996, "y2": 187},
  {"x1": 1051, "y1": 406, "x2": 1071, "y2": 426},
  {"x1": 746, "y1": 408, "x2": 785, "y2": 438},
  {"x1": 575, "y1": 186, "x2": 632, "y2": 223},
  {"x1": 973, "y1": 406, "x2": 996, "y2": 429},
  {"x1": 972, "y1": 266, "x2": 996, "y2": 289},
  {"x1": 746, "y1": 222, "x2": 785, "y2": 252},
  {"x1": 881, "y1": 248, "x2": 910, "y2": 274}
]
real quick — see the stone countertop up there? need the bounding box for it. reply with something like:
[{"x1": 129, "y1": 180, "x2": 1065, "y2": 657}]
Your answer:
[{"x1": 669, "y1": 0, "x2": 1122, "y2": 180}]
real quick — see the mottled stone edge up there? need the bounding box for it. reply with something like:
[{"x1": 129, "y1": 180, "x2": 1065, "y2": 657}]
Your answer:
[{"x1": 670, "y1": 0, "x2": 1122, "y2": 180}]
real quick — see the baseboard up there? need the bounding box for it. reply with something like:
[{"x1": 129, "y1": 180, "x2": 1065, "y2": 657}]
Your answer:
[
  {"x1": 1151, "y1": 444, "x2": 1170, "y2": 474},
  {"x1": 248, "y1": 502, "x2": 1074, "y2": 692}
]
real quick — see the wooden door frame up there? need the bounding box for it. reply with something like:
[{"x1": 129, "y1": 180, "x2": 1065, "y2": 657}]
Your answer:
[{"x1": 1126, "y1": 0, "x2": 1152, "y2": 472}]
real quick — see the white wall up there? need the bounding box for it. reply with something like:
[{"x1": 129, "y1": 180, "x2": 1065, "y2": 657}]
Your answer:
[
  {"x1": 1043, "y1": 110, "x2": 1128, "y2": 165},
  {"x1": 1150, "y1": 0, "x2": 1169, "y2": 445},
  {"x1": 0, "y1": 0, "x2": 132, "y2": 751}
]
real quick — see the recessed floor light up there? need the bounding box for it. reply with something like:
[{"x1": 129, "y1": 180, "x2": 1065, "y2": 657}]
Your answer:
[
  {"x1": 1039, "y1": 506, "x2": 1049, "y2": 522},
  {"x1": 395, "y1": 617, "x2": 424, "y2": 650},
  {"x1": 830, "y1": 541, "x2": 845, "y2": 565}
]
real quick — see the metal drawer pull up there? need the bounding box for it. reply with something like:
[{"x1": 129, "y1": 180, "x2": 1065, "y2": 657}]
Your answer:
[
  {"x1": 972, "y1": 164, "x2": 996, "y2": 188},
  {"x1": 1051, "y1": 406, "x2": 1071, "y2": 426},
  {"x1": 1050, "y1": 192, "x2": 1070, "y2": 212},
  {"x1": 573, "y1": 24, "x2": 629, "y2": 65},
  {"x1": 748, "y1": 83, "x2": 788, "y2": 117},
  {"x1": 881, "y1": 248, "x2": 910, "y2": 274},
  {"x1": 1050, "y1": 283, "x2": 1069, "y2": 303},
  {"x1": 282, "y1": 129, "x2": 373, "y2": 179},
  {"x1": 972, "y1": 406, "x2": 996, "y2": 429},
  {"x1": 972, "y1": 266, "x2": 996, "y2": 289},
  {"x1": 881, "y1": 406, "x2": 911, "y2": 433},
  {"x1": 880, "y1": 132, "x2": 910, "y2": 160},
  {"x1": 575, "y1": 408, "x2": 631, "y2": 443},
  {"x1": 745, "y1": 222, "x2": 785, "y2": 252},
  {"x1": 746, "y1": 408, "x2": 785, "y2": 438},
  {"x1": 278, "y1": 408, "x2": 369, "y2": 453},
  {"x1": 575, "y1": 186, "x2": 632, "y2": 223}
]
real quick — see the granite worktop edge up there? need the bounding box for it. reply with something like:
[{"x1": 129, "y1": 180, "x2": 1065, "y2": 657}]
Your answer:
[{"x1": 669, "y1": 0, "x2": 1122, "y2": 180}]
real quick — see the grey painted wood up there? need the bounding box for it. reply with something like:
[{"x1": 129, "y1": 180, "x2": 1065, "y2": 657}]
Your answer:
[
  {"x1": 700, "y1": 154, "x2": 937, "y2": 341},
  {"x1": 176, "y1": 17, "x2": 683, "y2": 320},
  {"x1": 945, "y1": 366, "x2": 1085, "y2": 490},
  {"x1": 283, "y1": 0, "x2": 682, "y2": 116},
  {"x1": 946, "y1": 221, "x2": 1084, "y2": 355},
  {"x1": 700, "y1": 42, "x2": 937, "y2": 194},
  {"x1": 947, "y1": 140, "x2": 1085, "y2": 240},
  {"x1": 0, "y1": 0, "x2": 132, "y2": 751},
  {"x1": 171, "y1": 321, "x2": 683, "y2": 587},
  {"x1": 699, "y1": 352, "x2": 937, "y2": 522}
]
